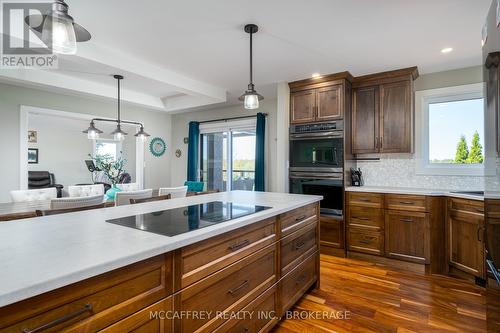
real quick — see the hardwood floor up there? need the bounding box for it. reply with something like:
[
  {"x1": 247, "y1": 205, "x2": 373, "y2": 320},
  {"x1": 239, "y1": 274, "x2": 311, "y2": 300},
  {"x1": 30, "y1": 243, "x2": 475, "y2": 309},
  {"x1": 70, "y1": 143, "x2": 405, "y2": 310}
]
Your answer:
[{"x1": 272, "y1": 255, "x2": 488, "y2": 333}]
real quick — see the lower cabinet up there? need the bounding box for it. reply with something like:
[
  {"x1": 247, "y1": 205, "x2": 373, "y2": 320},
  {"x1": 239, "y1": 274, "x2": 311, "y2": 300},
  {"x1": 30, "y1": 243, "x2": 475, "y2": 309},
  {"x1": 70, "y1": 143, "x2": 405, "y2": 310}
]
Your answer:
[
  {"x1": 448, "y1": 209, "x2": 485, "y2": 279},
  {"x1": 320, "y1": 215, "x2": 344, "y2": 250},
  {"x1": 99, "y1": 298, "x2": 173, "y2": 333},
  {"x1": 385, "y1": 210, "x2": 430, "y2": 264}
]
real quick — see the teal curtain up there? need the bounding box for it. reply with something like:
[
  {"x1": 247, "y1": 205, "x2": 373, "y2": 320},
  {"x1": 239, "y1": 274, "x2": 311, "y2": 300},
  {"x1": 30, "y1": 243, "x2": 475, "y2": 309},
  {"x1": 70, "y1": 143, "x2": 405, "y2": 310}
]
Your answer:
[
  {"x1": 187, "y1": 121, "x2": 199, "y2": 181},
  {"x1": 255, "y1": 113, "x2": 265, "y2": 191}
]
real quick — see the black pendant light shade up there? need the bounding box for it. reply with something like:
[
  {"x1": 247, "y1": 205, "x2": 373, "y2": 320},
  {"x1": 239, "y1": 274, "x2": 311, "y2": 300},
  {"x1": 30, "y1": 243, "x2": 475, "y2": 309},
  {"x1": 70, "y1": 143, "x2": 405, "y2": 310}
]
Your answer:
[
  {"x1": 25, "y1": 0, "x2": 91, "y2": 55},
  {"x1": 134, "y1": 126, "x2": 151, "y2": 141},
  {"x1": 239, "y1": 24, "x2": 264, "y2": 109}
]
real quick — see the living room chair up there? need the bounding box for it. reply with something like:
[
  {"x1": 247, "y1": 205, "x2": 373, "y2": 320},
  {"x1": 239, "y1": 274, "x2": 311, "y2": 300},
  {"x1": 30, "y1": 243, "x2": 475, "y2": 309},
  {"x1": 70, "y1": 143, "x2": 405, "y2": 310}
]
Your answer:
[
  {"x1": 130, "y1": 194, "x2": 171, "y2": 204},
  {"x1": 28, "y1": 171, "x2": 63, "y2": 198},
  {"x1": 68, "y1": 184, "x2": 105, "y2": 197},
  {"x1": 50, "y1": 195, "x2": 105, "y2": 210},
  {"x1": 10, "y1": 188, "x2": 58, "y2": 202},
  {"x1": 115, "y1": 189, "x2": 153, "y2": 206},
  {"x1": 116, "y1": 183, "x2": 141, "y2": 192},
  {"x1": 159, "y1": 186, "x2": 188, "y2": 198}
]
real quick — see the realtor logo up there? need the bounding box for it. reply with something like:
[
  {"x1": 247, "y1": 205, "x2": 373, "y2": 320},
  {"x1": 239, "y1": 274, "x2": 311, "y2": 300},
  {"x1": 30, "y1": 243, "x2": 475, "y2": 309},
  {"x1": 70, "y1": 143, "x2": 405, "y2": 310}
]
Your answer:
[{"x1": 1, "y1": 1, "x2": 58, "y2": 68}]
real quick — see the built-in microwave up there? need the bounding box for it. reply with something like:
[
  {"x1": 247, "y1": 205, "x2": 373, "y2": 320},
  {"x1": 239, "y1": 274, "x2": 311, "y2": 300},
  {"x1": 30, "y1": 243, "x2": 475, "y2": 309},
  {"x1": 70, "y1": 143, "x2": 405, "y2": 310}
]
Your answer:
[{"x1": 289, "y1": 121, "x2": 343, "y2": 173}]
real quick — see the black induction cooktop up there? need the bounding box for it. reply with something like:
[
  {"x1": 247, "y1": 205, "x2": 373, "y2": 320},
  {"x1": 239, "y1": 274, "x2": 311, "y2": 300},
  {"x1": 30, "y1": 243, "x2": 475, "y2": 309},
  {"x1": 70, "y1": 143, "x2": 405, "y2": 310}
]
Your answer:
[{"x1": 106, "y1": 201, "x2": 271, "y2": 237}]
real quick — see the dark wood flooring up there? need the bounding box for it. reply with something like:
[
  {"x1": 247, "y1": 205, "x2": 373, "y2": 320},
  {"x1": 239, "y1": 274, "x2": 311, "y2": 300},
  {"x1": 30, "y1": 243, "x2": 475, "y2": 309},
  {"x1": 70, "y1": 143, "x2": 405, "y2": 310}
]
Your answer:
[{"x1": 272, "y1": 255, "x2": 488, "y2": 333}]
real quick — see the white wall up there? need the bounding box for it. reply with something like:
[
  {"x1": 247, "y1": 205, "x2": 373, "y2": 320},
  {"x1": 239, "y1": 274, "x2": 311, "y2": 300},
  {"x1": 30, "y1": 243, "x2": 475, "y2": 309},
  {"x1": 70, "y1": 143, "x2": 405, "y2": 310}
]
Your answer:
[
  {"x1": 170, "y1": 99, "x2": 278, "y2": 191},
  {"x1": 0, "y1": 82, "x2": 172, "y2": 203}
]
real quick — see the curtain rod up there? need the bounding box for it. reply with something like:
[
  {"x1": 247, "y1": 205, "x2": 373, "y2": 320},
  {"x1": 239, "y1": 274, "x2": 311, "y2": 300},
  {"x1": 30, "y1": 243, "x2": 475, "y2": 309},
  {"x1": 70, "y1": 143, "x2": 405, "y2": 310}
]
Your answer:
[{"x1": 198, "y1": 113, "x2": 268, "y2": 124}]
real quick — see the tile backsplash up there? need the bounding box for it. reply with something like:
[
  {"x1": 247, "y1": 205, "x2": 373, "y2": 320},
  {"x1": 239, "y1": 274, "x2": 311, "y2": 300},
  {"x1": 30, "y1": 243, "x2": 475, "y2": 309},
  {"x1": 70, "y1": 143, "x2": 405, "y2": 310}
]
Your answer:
[{"x1": 352, "y1": 154, "x2": 498, "y2": 191}]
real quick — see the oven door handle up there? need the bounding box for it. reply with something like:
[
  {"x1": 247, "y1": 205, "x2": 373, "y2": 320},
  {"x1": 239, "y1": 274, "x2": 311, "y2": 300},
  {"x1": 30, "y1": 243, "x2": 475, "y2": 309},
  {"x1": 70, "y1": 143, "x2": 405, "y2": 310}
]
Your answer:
[
  {"x1": 290, "y1": 132, "x2": 343, "y2": 140},
  {"x1": 290, "y1": 174, "x2": 343, "y2": 180}
]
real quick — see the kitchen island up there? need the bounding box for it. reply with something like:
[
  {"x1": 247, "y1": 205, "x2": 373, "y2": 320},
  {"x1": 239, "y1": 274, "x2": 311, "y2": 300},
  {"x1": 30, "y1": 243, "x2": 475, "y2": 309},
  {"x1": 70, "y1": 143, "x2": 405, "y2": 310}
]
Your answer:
[{"x1": 0, "y1": 191, "x2": 321, "y2": 333}]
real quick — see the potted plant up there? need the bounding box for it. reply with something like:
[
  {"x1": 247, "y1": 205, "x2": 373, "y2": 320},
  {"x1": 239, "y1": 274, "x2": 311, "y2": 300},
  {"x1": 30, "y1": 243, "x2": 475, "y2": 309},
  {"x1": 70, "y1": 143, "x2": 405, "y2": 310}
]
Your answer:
[{"x1": 90, "y1": 153, "x2": 127, "y2": 200}]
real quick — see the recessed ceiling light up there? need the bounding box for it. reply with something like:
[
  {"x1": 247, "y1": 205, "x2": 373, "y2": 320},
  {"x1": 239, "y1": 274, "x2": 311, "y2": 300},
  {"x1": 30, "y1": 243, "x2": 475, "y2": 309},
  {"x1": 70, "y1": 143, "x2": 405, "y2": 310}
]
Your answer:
[
  {"x1": 312, "y1": 73, "x2": 321, "y2": 79},
  {"x1": 441, "y1": 47, "x2": 453, "y2": 54}
]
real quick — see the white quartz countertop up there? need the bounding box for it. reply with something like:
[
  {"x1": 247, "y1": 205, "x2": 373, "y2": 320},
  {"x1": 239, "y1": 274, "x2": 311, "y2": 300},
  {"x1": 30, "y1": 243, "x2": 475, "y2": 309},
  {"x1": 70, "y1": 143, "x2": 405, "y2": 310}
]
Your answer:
[
  {"x1": 0, "y1": 191, "x2": 322, "y2": 307},
  {"x1": 345, "y1": 186, "x2": 484, "y2": 201}
]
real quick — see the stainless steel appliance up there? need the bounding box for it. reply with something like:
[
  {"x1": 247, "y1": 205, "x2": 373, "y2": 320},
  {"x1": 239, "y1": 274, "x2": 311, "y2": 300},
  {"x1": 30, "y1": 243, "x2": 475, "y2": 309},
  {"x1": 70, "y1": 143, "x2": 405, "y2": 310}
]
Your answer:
[
  {"x1": 290, "y1": 172, "x2": 343, "y2": 216},
  {"x1": 289, "y1": 121, "x2": 344, "y2": 217},
  {"x1": 289, "y1": 121, "x2": 343, "y2": 173}
]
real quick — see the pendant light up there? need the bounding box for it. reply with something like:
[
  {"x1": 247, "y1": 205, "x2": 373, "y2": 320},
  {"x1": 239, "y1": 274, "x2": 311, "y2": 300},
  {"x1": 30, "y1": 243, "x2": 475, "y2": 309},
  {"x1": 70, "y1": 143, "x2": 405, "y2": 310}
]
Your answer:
[
  {"x1": 82, "y1": 75, "x2": 150, "y2": 142},
  {"x1": 239, "y1": 24, "x2": 264, "y2": 109},
  {"x1": 110, "y1": 75, "x2": 128, "y2": 141},
  {"x1": 25, "y1": 0, "x2": 91, "y2": 55}
]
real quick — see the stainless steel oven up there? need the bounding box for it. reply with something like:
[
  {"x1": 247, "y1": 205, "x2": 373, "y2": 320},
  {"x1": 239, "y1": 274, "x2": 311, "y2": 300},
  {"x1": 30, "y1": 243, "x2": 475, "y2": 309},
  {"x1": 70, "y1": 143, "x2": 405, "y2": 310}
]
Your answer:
[
  {"x1": 289, "y1": 121, "x2": 343, "y2": 173},
  {"x1": 290, "y1": 171, "x2": 343, "y2": 216}
]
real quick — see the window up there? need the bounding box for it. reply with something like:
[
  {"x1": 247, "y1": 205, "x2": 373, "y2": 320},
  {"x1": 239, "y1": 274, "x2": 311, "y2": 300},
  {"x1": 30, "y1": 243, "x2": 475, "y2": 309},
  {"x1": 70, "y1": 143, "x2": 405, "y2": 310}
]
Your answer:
[
  {"x1": 199, "y1": 119, "x2": 257, "y2": 192},
  {"x1": 416, "y1": 83, "x2": 492, "y2": 176},
  {"x1": 94, "y1": 139, "x2": 122, "y2": 161}
]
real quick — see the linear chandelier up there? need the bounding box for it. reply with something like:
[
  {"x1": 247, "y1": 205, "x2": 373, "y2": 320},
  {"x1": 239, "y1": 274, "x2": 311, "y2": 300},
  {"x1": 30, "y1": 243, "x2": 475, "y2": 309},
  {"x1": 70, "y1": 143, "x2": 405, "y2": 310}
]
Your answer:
[{"x1": 83, "y1": 75, "x2": 150, "y2": 142}]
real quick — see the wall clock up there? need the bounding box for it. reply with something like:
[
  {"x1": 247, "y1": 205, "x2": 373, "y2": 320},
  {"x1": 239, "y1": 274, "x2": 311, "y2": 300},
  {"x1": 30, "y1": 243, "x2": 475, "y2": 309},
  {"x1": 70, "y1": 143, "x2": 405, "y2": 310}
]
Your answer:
[{"x1": 149, "y1": 137, "x2": 166, "y2": 157}]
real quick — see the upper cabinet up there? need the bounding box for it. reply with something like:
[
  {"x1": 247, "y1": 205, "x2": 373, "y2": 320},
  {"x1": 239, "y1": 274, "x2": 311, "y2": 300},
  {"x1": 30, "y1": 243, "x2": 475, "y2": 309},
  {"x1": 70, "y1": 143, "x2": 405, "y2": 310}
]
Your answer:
[
  {"x1": 289, "y1": 73, "x2": 353, "y2": 124},
  {"x1": 352, "y1": 67, "x2": 418, "y2": 155}
]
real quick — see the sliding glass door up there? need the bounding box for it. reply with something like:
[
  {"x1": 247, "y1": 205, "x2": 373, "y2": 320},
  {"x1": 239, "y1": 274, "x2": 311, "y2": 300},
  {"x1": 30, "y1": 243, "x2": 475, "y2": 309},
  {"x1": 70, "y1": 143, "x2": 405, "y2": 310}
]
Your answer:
[{"x1": 200, "y1": 125, "x2": 256, "y2": 192}]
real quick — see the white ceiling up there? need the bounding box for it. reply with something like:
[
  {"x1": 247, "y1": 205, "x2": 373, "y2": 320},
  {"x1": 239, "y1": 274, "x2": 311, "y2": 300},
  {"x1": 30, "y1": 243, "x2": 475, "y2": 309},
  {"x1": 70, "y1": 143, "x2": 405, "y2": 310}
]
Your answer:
[{"x1": 0, "y1": 0, "x2": 491, "y2": 113}]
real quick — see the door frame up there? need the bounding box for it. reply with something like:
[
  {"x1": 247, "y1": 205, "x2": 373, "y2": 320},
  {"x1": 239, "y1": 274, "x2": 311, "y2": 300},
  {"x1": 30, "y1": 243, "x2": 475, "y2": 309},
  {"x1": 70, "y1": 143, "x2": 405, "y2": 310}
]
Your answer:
[{"x1": 19, "y1": 105, "x2": 145, "y2": 190}]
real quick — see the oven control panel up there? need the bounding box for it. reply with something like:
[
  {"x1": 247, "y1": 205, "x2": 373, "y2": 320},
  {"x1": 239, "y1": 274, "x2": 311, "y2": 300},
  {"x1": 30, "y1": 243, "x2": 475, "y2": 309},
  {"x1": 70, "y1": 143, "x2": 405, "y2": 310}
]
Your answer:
[{"x1": 290, "y1": 121, "x2": 343, "y2": 133}]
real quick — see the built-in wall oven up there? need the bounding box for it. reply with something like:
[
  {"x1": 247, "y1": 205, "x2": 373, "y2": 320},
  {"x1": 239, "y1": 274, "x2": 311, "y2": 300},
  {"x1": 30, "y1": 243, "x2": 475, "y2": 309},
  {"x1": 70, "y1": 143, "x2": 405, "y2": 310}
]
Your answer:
[{"x1": 289, "y1": 121, "x2": 344, "y2": 217}]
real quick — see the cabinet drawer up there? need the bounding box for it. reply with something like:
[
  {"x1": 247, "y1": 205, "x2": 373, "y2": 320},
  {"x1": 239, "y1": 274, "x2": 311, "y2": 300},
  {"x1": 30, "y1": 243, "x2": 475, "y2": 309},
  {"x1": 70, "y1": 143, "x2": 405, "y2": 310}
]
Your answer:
[
  {"x1": 99, "y1": 297, "x2": 173, "y2": 333},
  {"x1": 0, "y1": 255, "x2": 172, "y2": 333},
  {"x1": 348, "y1": 206, "x2": 384, "y2": 229},
  {"x1": 348, "y1": 227, "x2": 384, "y2": 256},
  {"x1": 320, "y1": 215, "x2": 343, "y2": 249},
  {"x1": 213, "y1": 285, "x2": 278, "y2": 333},
  {"x1": 348, "y1": 192, "x2": 384, "y2": 208},
  {"x1": 280, "y1": 252, "x2": 318, "y2": 314},
  {"x1": 448, "y1": 198, "x2": 484, "y2": 215},
  {"x1": 174, "y1": 245, "x2": 277, "y2": 333},
  {"x1": 279, "y1": 203, "x2": 317, "y2": 237},
  {"x1": 281, "y1": 221, "x2": 318, "y2": 276},
  {"x1": 177, "y1": 218, "x2": 276, "y2": 289},
  {"x1": 385, "y1": 194, "x2": 428, "y2": 212}
]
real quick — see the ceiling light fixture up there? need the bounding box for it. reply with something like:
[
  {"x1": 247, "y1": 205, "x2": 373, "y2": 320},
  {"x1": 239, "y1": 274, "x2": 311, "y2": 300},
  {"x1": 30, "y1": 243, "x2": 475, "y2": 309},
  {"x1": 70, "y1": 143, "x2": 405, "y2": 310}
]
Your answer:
[
  {"x1": 25, "y1": 0, "x2": 91, "y2": 55},
  {"x1": 441, "y1": 47, "x2": 453, "y2": 54},
  {"x1": 239, "y1": 24, "x2": 264, "y2": 110},
  {"x1": 83, "y1": 75, "x2": 150, "y2": 142}
]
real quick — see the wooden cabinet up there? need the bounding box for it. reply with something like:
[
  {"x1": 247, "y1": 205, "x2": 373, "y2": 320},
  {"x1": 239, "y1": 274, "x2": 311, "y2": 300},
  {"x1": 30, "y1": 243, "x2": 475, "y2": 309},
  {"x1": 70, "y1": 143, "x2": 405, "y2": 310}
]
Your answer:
[
  {"x1": 290, "y1": 90, "x2": 316, "y2": 124},
  {"x1": 348, "y1": 226, "x2": 384, "y2": 256},
  {"x1": 447, "y1": 198, "x2": 485, "y2": 279},
  {"x1": 352, "y1": 86, "x2": 379, "y2": 154},
  {"x1": 99, "y1": 298, "x2": 173, "y2": 333},
  {"x1": 290, "y1": 84, "x2": 343, "y2": 124},
  {"x1": 352, "y1": 67, "x2": 417, "y2": 155},
  {"x1": 289, "y1": 73, "x2": 353, "y2": 125},
  {"x1": 281, "y1": 220, "x2": 318, "y2": 275},
  {"x1": 279, "y1": 203, "x2": 317, "y2": 237},
  {"x1": 385, "y1": 210, "x2": 430, "y2": 264},
  {"x1": 485, "y1": 52, "x2": 500, "y2": 153},
  {"x1": 320, "y1": 215, "x2": 344, "y2": 250}
]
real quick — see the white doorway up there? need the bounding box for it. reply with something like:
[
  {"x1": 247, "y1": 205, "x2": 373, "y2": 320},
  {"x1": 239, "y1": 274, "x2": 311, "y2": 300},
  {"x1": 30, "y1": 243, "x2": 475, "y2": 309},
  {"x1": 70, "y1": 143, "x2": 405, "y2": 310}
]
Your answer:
[{"x1": 19, "y1": 105, "x2": 145, "y2": 191}]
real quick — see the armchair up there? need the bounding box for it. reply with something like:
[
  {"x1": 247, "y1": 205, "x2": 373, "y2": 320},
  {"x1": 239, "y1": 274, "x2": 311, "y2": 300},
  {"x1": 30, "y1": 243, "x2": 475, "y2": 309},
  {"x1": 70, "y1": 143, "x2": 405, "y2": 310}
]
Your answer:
[{"x1": 28, "y1": 171, "x2": 64, "y2": 198}]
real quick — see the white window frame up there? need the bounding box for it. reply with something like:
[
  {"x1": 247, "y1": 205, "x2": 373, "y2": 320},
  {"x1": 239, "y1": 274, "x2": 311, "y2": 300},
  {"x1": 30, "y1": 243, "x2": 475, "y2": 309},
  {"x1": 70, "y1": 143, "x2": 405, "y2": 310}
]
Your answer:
[
  {"x1": 199, "y1": 118, "x2": 257, "y2": 191},
  {"x1": 415, "y1": 83, "x2": 495, "y2": 176},
  {"x1": 92, "y1": 139, "x2": 123, "y2": 160}
]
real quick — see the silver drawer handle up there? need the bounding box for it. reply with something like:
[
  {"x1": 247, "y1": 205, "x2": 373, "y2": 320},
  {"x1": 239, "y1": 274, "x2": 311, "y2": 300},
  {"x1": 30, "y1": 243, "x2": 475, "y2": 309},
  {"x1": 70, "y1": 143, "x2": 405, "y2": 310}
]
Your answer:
[
  {"x1": 399, "y1": 201, "x2": 415, "y2": 205},
  {"x1": 295, "y1": 215, "x2": 307, "y2": 222},
  {"x1": 400, "y1": 218, "x2": 414, "y2": 223},
  {"x1": 228, "y1": 239, "x2": 250, "y2": 251},
  {"x1": 23, "y1": 304, "x2": 93, "y2": 333},
  {"x1": 353, "y1": 216, "x2": 370, "y2": 221},
  {"x1": 228, "y1": 280, "x2": 249, "y2": 296}
]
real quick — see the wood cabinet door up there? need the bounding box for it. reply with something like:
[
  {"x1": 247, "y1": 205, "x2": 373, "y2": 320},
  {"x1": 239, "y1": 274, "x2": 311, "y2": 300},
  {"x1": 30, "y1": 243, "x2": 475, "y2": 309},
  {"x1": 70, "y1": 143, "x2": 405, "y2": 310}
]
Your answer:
[
  {"x1": 379, "y1": 81, "x2": 412, "y2": 153},
  {"x1": 352, "y1": 86, "x2": 380, "y2": 154},
  {"x1": 448, "y1": 211, "x2": 485, "y2": 278},
  {"x1": 486, "y1": 63, "x2": 500, "y2": 153},
  {"x1": 290, "y1": 90, "x2": 316, "y2": 124},
  {"x1": 316, "y1": 85, "x2": 343, "y2": 121},
  {"x1": 320, "y1": 215, "x2": 344, "y2": 249},
  {"x1": 385, "y1": 210, "x2": 430, "y2": 264}
]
